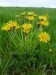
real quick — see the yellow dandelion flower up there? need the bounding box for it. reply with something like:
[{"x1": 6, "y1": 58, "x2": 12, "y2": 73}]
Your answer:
[
  {"x1": 21, "y1": 12, "x2": 25, "y2": 16},
  {"x1": 39, "y1": 15, "x2": 48, "y2": 21},
  {"x1": 10, "y1": 22, "x2": 17, "y2": 27},
  {"x1": 6, "y1": 20, "x2": 17, "y2": 27},
  {"x1": 2, "y1": 25, "x2": 11, "y2": 31},
  {"x1": 38, "y1": 32, "x2": 50, "y2": 43},
  {"x1": 28, "y1": 12, "x2": 34, "y2": 16},
  {"x1": 22, "y1": 23, "x2": 32, "y2": 30},
  {"x1": 37, "y1": 21, "x2": 49, "y2": 26},
  {"x1": 27, "y1": 16, "x2": 34, "y2": 21},
  {"x1": 7, "y1": 21, "x2": 19, "y2": 27}
]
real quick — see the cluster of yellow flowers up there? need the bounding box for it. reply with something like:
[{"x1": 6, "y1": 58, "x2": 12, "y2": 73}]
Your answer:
[
  {"x1": 2, "y1": 20, "x2": 32, "y2": 33},
  {"x1": 2, "y1": 12, "x2": 50, "y2": 43},
  {"x1": 22, "y1": 23, "x2": 32, "y2": 33},
  {"x1": 38, "y1": 15, "x2": 49, "y2": 26},
  {"x1": 2, "y1": 20, "x2": 20, "y2": 30},
  {"x1": 16, "y1": 12, "x2": 37, "y2": 21},
  {"x1": 26, "y1": 12, "x2": 37, "y2": 21},
  {"x1": 37, "y1": 15, "x2": 50, "y2": 43}
]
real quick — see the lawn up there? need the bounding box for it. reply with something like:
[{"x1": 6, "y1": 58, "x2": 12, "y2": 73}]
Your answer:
[{"x1": 0, "y1": 7, "x2": 56, "y2": 75}]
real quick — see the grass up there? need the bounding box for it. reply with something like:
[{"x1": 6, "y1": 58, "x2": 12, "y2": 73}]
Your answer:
[{"x1": 0, "y1": 7, "x2": 56, "y2": 75}]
